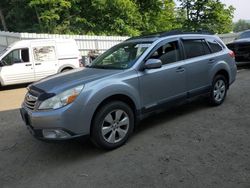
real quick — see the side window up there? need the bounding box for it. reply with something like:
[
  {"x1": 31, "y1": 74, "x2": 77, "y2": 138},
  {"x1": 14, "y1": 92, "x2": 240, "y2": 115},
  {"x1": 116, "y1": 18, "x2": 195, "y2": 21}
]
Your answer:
[
  {"x1": 2, "y1": 48, "x2": 29, "y2": 65},
  {"x1": 207, "y1": 39, "x2": 223, "y2": 53},
  {"x1": 21, "y1": 49, "x2": 30, "y2": 62},
  {"x1": 182, "y1": 39, "x2": 210, "y2": 59},
  {"x1": 33, "y1": 46, "x2": 56, "y2": 62},
  {"x1": 150, "y1": 41, "x2": 181, "y2": 65}
]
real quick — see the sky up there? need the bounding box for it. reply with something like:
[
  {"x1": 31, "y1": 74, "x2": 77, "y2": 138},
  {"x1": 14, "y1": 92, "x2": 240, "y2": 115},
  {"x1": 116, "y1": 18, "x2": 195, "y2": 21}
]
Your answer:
[
  {"x1": 175, "y1": 0, "x2": 250, "y2": 22},
  {"x1": 220, "y1": 0, "x2": 250, "y2": 21}
]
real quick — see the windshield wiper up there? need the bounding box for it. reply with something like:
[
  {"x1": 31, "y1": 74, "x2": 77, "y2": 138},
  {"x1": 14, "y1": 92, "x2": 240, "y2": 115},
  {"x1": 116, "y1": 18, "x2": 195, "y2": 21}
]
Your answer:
[{"x1": 88, "y1": 64, "x2": 126, "y2": 70}]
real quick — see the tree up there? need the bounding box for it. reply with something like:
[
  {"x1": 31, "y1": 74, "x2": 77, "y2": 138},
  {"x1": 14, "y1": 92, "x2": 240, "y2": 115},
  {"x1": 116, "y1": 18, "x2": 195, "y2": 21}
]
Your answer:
[
  {"x1": 74, "y1": 0, "x2": 180, "y2": 36},
  {"x1": 0, "y1": 0, "x2": 39, "y2": 33},
  {"x1": 178, "y1": 0, "x2": 235, "y2": 34},
  {"x1": 0, "y1": 0, "x2": 8, "y2": 31},
  {"x1": 0, "y1": 0, "x2": 182, "y2": 36},
  {"x1": 136, "y1": 0, "x2": 181, "y2": 34},
  {"x1": 84, "y1": 0, "x2": 143, "y2": 36},
  {"x1": 233, "y1": 19, "x2": 250, "y2": 32},
  {"x1": 29, "y1": 0, "x2": 82, "y2": 34}
]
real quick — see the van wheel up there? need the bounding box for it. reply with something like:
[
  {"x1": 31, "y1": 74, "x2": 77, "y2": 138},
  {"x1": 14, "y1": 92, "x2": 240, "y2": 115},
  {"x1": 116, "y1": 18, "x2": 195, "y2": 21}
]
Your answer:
[
  {"x1": 91, "y1": 101, "x2": 134, "y2": 150},
  {"x1": 209, "y1": 75, "x2": 228, "y2": 106}
]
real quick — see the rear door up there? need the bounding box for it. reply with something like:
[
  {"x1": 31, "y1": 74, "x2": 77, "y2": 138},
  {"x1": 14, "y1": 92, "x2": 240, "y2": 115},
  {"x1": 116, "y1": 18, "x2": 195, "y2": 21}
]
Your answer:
[
  {"x1": 181, "y1": 38, "x2": 212, "y2": 96},
  {"x1": 0, "y1": 48, "x2": 35, "y2": 85},
  {"x1": 31, "y1": 42, "x2": 58, "y2": 81}
]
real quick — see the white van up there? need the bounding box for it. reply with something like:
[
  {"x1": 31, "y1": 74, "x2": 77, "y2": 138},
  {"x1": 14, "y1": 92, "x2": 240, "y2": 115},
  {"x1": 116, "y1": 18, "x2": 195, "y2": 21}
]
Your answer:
[{"x1": 0, "y1": 39, "x2": 82, "y2": 86}]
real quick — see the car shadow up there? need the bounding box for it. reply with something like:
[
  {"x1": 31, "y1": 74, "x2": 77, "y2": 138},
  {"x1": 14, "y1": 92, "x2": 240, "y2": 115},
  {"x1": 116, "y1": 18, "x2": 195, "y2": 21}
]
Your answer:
[{"x1": 134, "y1": 96, "x2": 209, "y2": 135}]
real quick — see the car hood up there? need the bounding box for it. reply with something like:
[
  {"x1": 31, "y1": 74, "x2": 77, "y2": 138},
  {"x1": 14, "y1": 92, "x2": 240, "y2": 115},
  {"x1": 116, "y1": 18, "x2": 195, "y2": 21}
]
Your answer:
[{"x1": 31, "y1": 68, "x2": 123, "y2": 93}]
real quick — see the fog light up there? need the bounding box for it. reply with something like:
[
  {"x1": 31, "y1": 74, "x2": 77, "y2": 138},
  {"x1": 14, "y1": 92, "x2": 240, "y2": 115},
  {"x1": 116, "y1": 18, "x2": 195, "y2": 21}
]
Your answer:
[{"x1": 42, "y1": 129, "x2": 71, "y2": 139}]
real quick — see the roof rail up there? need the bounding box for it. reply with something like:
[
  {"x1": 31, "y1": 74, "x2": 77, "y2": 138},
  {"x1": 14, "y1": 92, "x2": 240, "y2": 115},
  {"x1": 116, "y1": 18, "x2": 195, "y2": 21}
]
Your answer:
[{"x1": 126, "y1": 30, "x2": 214, "y2": 41}]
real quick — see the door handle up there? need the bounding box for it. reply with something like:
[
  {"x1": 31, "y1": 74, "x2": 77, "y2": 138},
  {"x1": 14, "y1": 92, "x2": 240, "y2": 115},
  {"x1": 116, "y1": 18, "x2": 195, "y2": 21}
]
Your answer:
[
  {"x1": 208, "y1": 59, "x2": 215, "y2": 64},
  {"x1": 35, "y1": 63, "x2": 41, "y2": 65},
  {"x1": 176, "y1": 67, "x2": 185, "y2": 73},
  {"x1": 25, "y1": 64, "x2": 32, "y2": 66}
]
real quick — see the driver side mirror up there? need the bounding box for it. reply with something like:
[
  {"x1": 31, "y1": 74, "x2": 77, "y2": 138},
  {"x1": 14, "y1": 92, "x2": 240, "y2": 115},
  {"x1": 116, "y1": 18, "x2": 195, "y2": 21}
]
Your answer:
[{"x1": 144, "y1": 59, "x2": 162, "y2": 70}]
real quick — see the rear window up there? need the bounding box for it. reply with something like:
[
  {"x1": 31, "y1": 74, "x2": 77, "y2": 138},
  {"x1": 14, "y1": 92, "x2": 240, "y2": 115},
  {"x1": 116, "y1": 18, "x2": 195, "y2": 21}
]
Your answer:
[
  {"x1": 239, "y1": 31, "x2": 250, "y2": 39},
  {"x1": 207, "y1": 39, "x2": 223, "y2": 53},
  {"x1": 182, "y1": 39, "x2": 210, "y2": 59}
]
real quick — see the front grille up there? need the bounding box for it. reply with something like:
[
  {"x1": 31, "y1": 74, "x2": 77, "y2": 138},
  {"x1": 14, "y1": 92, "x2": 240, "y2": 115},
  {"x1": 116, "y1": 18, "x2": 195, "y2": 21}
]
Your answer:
[{"x1": 24, "y1": 93, "x2": 38, "y2": 110}]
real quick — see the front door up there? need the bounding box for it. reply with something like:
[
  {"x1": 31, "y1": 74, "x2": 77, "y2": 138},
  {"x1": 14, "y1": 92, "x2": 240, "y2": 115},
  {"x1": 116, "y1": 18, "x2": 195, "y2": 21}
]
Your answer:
[
  {"x1": 138, "y1": 39, "x2": 187, "y2": 112},
  {"x1": 0, "y1": 48, "x2": 35, "y2": 85}
]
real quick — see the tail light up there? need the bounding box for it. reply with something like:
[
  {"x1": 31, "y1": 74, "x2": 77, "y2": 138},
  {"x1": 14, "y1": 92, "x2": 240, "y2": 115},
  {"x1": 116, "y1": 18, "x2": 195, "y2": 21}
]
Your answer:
[{"x1": 229, "y1": 50, "x2": 235, "y2": 58}]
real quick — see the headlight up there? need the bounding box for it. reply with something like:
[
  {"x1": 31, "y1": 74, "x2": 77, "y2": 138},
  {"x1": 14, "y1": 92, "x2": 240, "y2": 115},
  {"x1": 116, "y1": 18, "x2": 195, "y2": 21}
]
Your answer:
[{"x1": 38, "y1": 85, "x2": 84, "y2": 110}]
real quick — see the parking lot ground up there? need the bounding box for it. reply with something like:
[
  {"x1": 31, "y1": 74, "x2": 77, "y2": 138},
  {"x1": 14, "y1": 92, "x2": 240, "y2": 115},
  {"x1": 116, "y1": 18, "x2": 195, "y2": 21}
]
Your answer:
[
  {"x1": 0, "y1": 84, "x2": 28, "y2": 112},
  {"x1": 0, "y1": 68, "x2": 250, "y2": 188}
]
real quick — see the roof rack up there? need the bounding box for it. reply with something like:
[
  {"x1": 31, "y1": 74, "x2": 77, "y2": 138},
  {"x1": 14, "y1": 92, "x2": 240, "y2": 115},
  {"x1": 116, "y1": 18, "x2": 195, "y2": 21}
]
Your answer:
[{"x1": 126, "y1": 30, "x2": 214, "y2": 41}]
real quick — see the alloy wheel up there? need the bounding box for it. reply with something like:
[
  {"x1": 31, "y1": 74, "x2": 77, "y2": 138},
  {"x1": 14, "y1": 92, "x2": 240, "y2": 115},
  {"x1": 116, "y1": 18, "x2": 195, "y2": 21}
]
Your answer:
[
  {"x1": 213, "y1": 79, "x2": 226, "y2": 102},
  {"x1": 101, "y1": 109, "x2": 130, "y2": 144}
]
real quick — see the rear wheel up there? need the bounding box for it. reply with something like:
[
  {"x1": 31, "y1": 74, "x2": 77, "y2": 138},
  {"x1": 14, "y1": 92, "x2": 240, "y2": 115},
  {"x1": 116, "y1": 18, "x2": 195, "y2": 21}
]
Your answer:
[
  {"x1": 91, "y1": 101, "x2": 134, "y2": 150},
  {"x1": 209, "y1": 75, "x2": 228, "y2": 106}
]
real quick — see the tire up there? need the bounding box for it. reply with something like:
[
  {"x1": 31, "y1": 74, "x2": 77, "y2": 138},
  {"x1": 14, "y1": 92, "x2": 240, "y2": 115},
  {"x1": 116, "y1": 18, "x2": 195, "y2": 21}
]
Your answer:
[
  {"x1": 209, "y1": 75, "x2": 228, "y2": 106},
  {"x1": 91, "y1": 101, "x2": 134, "y2": 150}
]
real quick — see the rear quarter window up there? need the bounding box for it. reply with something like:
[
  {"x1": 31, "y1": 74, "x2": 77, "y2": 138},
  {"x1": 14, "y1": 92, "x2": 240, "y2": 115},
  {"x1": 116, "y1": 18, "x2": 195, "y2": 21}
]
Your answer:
[
  {"x1": 182, "y1": 39, "x2": 211, "y2": 59},
  {"x1": 207, "y1": 39, "x2": 223, "y2": 53}
]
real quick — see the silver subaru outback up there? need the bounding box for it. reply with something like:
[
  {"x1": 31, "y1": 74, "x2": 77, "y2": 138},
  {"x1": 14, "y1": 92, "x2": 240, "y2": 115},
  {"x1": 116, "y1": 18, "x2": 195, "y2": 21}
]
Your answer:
[{"x1": 20, "y1": 32, "x2": 237, "y2": 150}]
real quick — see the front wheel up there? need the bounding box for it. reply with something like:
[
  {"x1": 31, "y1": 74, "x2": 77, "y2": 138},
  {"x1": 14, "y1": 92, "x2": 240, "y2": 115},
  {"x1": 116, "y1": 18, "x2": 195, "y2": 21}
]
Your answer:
[
  {"x1": 209, "y1": 75, "x2": 228, "y2": 106},
  {"x1": 91, "y1": 101, "x2": 134, "y2": 150}
]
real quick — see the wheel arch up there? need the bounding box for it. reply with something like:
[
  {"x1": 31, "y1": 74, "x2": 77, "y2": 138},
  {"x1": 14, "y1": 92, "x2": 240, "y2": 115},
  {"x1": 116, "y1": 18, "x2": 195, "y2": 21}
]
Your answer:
[
  {"x1": 90, "y1": 94, "x2": 138, "y2": 133},
  {"x1": 213, "y1": 69, "x2": 230, "y2": 88},
  {"x1": 58, "y1": 65, "x2": 75, "y2": 73}
]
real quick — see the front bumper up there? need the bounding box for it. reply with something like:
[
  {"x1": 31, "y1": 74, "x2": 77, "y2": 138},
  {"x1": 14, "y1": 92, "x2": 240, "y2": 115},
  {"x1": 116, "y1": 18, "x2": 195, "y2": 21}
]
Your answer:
[{"x1": 20, "y1": 103, "x2": 92, "y2": 140}]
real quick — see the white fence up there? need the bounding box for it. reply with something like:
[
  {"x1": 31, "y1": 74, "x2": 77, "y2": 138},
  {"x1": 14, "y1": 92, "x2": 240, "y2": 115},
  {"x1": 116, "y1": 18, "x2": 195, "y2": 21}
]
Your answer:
[
  {"x1": 0, "y1": 31, "x2": 238, "y2": 56},
  {"x1": 0, "y1": 31, "x2": 129, "y2": 56}
]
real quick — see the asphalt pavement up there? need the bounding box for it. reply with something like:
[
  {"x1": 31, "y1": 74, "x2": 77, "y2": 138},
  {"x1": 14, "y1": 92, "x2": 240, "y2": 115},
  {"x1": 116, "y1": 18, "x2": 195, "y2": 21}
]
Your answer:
[{"x1": 0, "y1": 67, "x2": 250, "y2": 188}]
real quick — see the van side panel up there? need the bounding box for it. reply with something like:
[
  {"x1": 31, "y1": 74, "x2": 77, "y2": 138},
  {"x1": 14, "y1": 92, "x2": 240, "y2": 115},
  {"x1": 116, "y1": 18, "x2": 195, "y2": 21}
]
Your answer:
[
  {"x1": 0, "y1": 39, "x2": 81, "y2": 86},
  {"x1": 56, "y1": 40, "x2": 80, "y2": 72}
]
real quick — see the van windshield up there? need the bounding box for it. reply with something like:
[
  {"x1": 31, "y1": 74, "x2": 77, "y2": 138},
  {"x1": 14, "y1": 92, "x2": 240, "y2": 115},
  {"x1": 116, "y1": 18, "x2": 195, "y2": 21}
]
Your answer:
[
  {"x1": 0, "y1": 48, "x2": 8, "y2": 57},
  {"x1": 89, "y1": 42, "x2": 152, "y2": 69}
]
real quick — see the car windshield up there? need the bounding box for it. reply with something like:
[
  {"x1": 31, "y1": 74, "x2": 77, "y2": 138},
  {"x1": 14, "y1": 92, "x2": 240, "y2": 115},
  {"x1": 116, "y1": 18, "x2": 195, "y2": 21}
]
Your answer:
[
  {"x1": 89, "y1": 42, "x2": 152, "y2": 69},
  {"x1": 239, "y1": 31, "x2": 250, "y2": 39}
]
